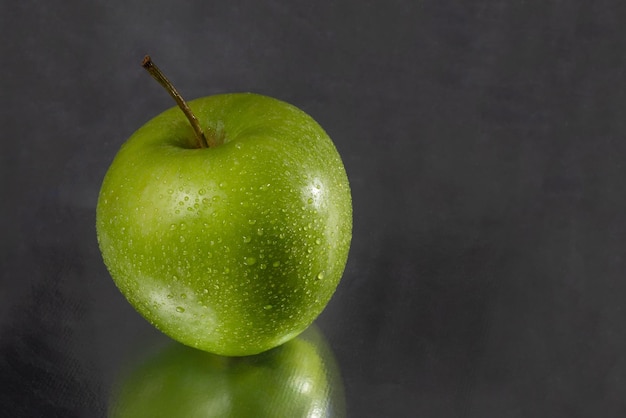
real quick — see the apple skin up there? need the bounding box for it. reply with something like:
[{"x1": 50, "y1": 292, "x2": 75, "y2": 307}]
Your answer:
[
  {"x1": 108, "y1": 325, "x2": 345, "y2": 418},
  {"x1": 96, "y1": 93, "x2": 352, "y2": 356}
]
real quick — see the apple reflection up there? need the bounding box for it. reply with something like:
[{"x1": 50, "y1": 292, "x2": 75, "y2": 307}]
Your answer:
[{"x1": 108, "y1": 325, "x2": 345, "y2": 417}]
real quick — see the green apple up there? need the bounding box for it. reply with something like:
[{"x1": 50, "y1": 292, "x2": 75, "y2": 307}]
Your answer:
[
  {"x1": 108, "y1": 325, "x2": 345, "y2": 418},
  {"x1": 96, "y1": 58, "x2": 352, "y2": 356}
]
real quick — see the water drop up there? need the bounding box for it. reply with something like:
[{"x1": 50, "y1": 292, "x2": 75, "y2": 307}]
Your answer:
[
  {"x1": 180, "y1": 236, "x2": 185, "y2": 243},
  {"x1": 180, "y1": 223, "x2": 187, "y2": 230},
  {"x1": 176, "y1": 306, "x2": 185, "y2": 313},
  {"x1": 180, "y1": 293, "x2": 187, "y2": 299},
  {"x1": 272, "y1": 261, "x2": 281, "y2": 267},
  {"x1": 316, "y1": 272, "x2": 325, "y2": 280},
  {"x1": 198, "y1": 189, "x2": 206, "y2": 195},
  {"x1": 245, "y1": 257, "x2": 257, "y2": 265},
  {"x1": 248, "y1": 219, "x2": 257, "y2": 225},
  {"x1": 264, "y1": 305, "x2": 273, "y2": 310},
  {"x1": 243, "y1": 236, "x2": 252, "y2": 243},
  {"x1": 212, "y1": 195, "x2": 221, "y2": 202},
  {"x1": 315, "y1": 238, "x2": 321, "y2": 245}
]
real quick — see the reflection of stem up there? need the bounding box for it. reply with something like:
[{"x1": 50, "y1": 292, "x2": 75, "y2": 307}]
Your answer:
[{"x1": 141, "y1": 55, "x2": 212, "y2": 149}]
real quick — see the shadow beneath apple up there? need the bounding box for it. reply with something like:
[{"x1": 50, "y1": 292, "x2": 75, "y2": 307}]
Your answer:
[{"x1": 108, "y1": 324, "x2": 345, "y2": 418}]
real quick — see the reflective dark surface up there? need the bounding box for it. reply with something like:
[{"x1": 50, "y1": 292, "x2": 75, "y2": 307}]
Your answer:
[{"x1": 4, "y1": 1, "x2": 626, "y2": 417}]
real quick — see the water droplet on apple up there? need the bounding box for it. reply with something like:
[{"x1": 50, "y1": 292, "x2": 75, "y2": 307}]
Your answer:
[
  {"x1": 180, "y1": 222, "x2": 187, "y2": 230},
  {"x1": 176, "y1": 306, "x2": 185, "y2": 313},
  {"x1": 243, "y1": 236, "x2": 251, "y2": 243},
  {"x1": 203, "y1": 288, "x2": 209, "y2": 294},
  {"x1": 264, "y1": 305, "x2": 273, "y2": 310},
  {"x1": 248, "y1": 219, "x2": 256, "y2": 225},
  {"x1": 198, "y1": 188, "x2": 206, "y2": 195},
  {"x1": 315, "y1": 238, "x2": 321, "y2": 245},
  {"x1": 180, "y1": 293, "x2": 187, "y2": 299},
  {"x1": 245, "y1": 257, "x2": 257, "y2": 265},
  {"x1": 167, "y1": 189, "x2": 173, "y2": 194},
  {"x1": 179, "y1": 236, "x2": 185, "y2": 243},
  {"x1": 257, "y1": 228, "x2": 264, "y2": 236},
  {"x1": 316, "y1": 272, "x2": 325, "y2": 280},
  {"x1": 272, "y1": 261, "x2": 281, "y2": 267}
]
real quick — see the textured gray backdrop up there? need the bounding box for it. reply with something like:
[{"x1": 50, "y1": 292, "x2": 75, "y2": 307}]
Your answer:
[{"x1": 3, "y1": 0, "x2": 626, "y2": 417}]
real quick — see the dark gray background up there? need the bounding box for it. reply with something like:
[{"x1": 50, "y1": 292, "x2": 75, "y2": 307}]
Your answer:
[{"x1": 3, "y1": 0, "x2": 626, "y2": 417}]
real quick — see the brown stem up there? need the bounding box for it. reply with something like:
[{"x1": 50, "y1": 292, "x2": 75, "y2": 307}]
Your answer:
[{"x1": 141, "y1": 55, "x2": 213, "y2": 148}]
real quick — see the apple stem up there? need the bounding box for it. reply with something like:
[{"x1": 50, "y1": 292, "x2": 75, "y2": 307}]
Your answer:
[{"x1": 141, "y1": 55, "x2": 214, "y2": 148}]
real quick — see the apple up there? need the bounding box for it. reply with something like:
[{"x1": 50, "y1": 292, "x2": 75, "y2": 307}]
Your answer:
[
  {"x1": 108, "y1": 325, "x2": 345, "y2": 417},
  {"x1": 96, "y1": 57, "x2": 352, "y2": 356}
]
